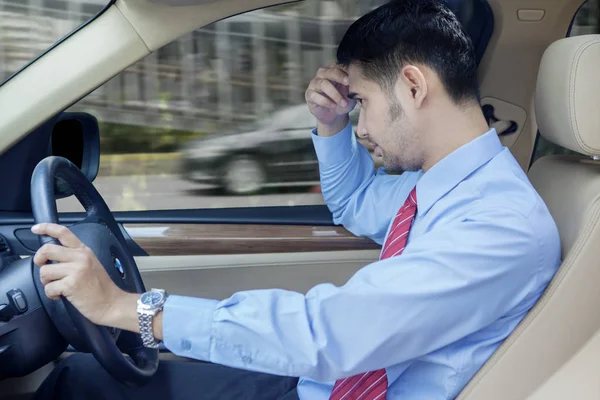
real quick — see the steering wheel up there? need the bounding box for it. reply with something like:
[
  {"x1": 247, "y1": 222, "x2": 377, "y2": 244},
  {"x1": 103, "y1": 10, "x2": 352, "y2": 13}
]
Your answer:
[{"x1": 30, "y1": 156, "x2": 158, "y2": 387}]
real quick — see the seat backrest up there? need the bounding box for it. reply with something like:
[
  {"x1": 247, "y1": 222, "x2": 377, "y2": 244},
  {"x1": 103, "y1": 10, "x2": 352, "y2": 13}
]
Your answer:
[{"x1": 458, "y1": 34, "x2": 600, "y2": 400}]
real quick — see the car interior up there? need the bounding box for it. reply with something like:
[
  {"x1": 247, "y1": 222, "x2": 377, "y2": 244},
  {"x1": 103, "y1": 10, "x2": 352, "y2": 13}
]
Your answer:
[{"x1": 0, "y1": 0, "x2": 599, "y2": 398}]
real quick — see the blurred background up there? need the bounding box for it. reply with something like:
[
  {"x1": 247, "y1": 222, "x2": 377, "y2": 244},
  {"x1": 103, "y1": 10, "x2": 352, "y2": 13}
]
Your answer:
[{"x1": 0, "y1": 0, "x2": 599, "y2": 211}]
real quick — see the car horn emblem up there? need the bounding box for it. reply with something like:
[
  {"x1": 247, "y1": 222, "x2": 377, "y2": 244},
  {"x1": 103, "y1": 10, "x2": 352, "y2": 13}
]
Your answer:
[{"x1": 113, "y1": 256, "x2": 125, "y2": 278}]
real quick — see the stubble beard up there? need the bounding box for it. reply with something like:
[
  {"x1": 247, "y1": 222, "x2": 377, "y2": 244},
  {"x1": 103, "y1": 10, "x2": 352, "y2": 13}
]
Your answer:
[{"x1": 382, "y1": 99, "x2": 422, "y2": 172}]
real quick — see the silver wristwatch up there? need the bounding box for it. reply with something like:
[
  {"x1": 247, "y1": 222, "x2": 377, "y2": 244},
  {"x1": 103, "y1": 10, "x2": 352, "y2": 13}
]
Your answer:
[{"x1": 137, "y1": 288, "x2": 168, "y2": 349}]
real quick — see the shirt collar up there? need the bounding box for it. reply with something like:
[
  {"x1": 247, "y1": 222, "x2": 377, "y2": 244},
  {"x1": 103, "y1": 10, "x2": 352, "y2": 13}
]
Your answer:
[{"x1": 416, "y1": 128, "x2": 502, "y2": 215}]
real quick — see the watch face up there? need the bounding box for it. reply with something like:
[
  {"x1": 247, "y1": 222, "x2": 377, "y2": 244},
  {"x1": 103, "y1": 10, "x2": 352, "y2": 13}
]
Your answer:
[{"x1": 141, "y1": 291, "x2": 164, "y2": 307}]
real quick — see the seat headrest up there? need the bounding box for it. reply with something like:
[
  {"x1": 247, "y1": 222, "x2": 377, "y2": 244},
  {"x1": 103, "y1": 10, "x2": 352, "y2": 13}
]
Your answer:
[{"x1": 535, "y1": 35, "x2": 600, "y2": 156}]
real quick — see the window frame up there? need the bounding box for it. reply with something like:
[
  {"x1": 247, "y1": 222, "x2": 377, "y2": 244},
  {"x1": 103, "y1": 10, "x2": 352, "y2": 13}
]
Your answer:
[{"x1": 0, "y1": 0, "x2": 116, "y2": 88}]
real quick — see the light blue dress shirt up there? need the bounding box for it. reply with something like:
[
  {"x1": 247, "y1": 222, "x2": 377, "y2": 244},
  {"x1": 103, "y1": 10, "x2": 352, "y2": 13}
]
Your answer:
[{"x1": 163, "y1": 122, "x2": 560, "y2": 399}]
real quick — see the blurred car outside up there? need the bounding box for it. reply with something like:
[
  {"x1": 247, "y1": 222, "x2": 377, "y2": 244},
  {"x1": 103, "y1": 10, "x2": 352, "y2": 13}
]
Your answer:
[{"x1": 180, "y1": 104, "x2": 378, "y2": 195}]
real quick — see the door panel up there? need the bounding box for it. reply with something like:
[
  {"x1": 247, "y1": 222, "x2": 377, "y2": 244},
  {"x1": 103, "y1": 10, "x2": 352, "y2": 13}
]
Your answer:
[{"x1": 136, "y1": 250, "x2": 381, "y2": 299}]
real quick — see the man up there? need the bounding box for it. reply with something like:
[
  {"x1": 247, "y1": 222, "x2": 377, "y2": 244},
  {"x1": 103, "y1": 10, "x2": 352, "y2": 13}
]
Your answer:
[{"x1": 33, "y1": 0, "x2": 560, "y2": 399}]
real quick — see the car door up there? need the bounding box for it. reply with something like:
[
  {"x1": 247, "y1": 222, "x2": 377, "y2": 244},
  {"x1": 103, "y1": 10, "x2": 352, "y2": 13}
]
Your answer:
[
  {"x1": 275, "y1": 109, "x2": 320, "y2": 183},
  {"x1": 252, "y1": 106, "x2": 321, "y2": 185}
]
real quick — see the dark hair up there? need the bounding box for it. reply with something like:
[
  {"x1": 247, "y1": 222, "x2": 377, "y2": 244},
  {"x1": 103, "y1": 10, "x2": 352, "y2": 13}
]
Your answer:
[{"x1": 337, "y1": 0, "x2": 480, "y2": 105}]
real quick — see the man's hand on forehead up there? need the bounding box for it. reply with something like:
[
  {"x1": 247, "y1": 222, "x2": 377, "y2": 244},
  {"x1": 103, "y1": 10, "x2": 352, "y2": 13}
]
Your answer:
[{"x1": 305, "y1": 64, "x2": 357, "y2": 130}]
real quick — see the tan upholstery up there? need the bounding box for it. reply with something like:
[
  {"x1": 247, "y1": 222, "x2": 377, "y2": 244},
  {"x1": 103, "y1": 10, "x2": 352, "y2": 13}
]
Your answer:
[
  {"x1": 535, "y1": 35, "x2": 600, "y2": 155},
  {"x1": 528, "y1": 326, "x2": 600, "y2": 400},
  {"x1": 458, "y1": 35, "x2": 600, "y2": 399}
]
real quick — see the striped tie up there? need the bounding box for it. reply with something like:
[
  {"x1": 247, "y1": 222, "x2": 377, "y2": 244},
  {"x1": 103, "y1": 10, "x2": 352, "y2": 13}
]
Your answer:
[{"x1": 329, "y1": 187, "x2": 418, "y2": 400}]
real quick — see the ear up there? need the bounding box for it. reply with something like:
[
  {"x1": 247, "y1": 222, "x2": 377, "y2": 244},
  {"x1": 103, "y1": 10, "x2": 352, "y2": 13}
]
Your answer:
[{"x1": 397, "y1": 65, "x2": 428, "y2": 109}]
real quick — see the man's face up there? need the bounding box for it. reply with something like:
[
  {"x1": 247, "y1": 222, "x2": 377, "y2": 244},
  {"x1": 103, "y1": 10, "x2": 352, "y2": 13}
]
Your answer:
[{"x1": 346, "y1": 64, "x2": 424, "y2": 172}]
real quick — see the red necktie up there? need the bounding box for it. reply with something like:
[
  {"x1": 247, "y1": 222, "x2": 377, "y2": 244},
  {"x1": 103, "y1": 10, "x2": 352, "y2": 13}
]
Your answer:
[{"x1": 329, "y1": 187, "x2": 418, "y2": 400}]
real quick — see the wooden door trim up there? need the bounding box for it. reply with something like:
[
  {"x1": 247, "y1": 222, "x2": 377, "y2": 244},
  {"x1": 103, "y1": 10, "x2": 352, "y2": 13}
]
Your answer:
[{"x1": 124, "y1": 223, "x2": 381, "y2": 256}]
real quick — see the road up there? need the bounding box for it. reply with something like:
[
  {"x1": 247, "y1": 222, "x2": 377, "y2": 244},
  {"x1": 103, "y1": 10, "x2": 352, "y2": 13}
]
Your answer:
[{"x1": 57, "y1": 174, "x2": 325, "y2": 212}]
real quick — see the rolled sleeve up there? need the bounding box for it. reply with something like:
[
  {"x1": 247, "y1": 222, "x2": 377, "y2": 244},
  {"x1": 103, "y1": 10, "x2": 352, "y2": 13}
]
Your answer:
[
  {"x1": 163, "y1": 295, "x2": 218, "y2": 360},
  {"x1": 311, "y1": 121, "x2": 356, "y2": 167}
]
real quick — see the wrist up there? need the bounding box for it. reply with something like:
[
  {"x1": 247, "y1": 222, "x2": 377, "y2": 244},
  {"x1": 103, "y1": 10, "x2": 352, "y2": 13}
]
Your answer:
[
  {"x1": 317, "y1": 115, "x2": 349, "y2": 137},
  {"x1": 105, "y1": 290, "x2": 139, "y2": 332},
  {"x1": 137, "y1": 289, "x2": 167, "y2": 346}
]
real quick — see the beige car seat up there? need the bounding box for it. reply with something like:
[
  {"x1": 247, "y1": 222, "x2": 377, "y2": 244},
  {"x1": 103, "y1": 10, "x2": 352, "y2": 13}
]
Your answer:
[{"x1": 458, "y1": 34, "x2": 600, "y2": 399}]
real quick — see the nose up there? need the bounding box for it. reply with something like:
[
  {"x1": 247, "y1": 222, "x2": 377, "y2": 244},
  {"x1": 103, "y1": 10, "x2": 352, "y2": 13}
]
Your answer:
[{"x1": 356, "y1": 112, "x2": 368, "y2": 138}]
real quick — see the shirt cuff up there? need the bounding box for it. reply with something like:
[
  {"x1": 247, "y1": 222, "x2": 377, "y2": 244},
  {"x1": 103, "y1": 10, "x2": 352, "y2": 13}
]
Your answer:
[
  {"x1": 311, "y1": 121, "x2": 356, "y2": 167},
  {"x1": 163, "y1": 295, "x2": 219, "y2": 361}
]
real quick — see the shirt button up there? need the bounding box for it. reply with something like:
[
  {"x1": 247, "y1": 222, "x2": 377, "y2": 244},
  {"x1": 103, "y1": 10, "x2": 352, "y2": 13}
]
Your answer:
[{"x1": 181, "y1": 339, "x2": 192, "y2": 351}]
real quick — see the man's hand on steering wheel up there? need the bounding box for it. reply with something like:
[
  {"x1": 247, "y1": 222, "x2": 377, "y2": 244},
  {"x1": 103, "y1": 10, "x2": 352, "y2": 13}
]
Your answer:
[
  {"x1": 30, "y1": 156, "x2": 159, "y2": 386},
  {"x1": 32, "y1": 222, "x2": 133, "y2": 329}
]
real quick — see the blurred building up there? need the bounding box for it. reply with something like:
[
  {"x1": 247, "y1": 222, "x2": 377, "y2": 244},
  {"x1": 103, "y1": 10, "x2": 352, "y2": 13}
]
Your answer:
[
  {"x1": 0, "y1": 0, "x2": 379, "y2": 133},
  {"x1": 0, "y1": 0, "x2": 599, "y2": 135}
]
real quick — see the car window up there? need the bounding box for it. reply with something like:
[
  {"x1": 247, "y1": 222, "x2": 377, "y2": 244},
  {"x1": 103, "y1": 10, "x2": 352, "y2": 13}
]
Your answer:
[
  {"x1": 0, "y1": 0, "x2": 109, "y2": 85},
  {"x1": 57, "y1": 0, "x2": 495, "y2": 212},
  {"x1": 529, "y1": 0, "x2": 599, "y2": 167}
]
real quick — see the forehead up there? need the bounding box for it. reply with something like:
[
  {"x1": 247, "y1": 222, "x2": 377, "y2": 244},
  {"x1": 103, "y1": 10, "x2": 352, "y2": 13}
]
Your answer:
[{"x1": 346, "y1": 64, "x2": 384, "y2": 96}]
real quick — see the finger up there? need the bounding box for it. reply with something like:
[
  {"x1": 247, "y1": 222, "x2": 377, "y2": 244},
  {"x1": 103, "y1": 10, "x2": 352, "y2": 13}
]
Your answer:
[
  {"x1": 34, "y1": 243, "x2": 78, "y2": 266},
  {"x1": 306, "y1": 90, "x2": 337, "y2": 109},
  {"x1": 39, "y1": 263, "x2": 74, "y2": 285},
  {"x1": 316, "y1": 66, "x2": 349, "y2": 86},
  {"x1": 31, "y1": 223, "x2": 83, "y2": 249},
  {"x1": 43, "y1": 279, "x2": 68, "y2": 300},
  {"x1": 317, "y1": 79, "x2": 348, "y2": 107}
]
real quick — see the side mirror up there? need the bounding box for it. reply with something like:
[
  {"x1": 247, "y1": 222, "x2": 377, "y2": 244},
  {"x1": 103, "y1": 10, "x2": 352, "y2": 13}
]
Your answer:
[{"x1": 50, "y1": 112, "x2": 100, "y2": 198}]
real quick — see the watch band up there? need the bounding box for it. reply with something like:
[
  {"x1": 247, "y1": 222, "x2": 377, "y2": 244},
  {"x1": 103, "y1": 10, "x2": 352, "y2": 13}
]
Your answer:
[{"x1": 138, "y1": 312, "x2": 159, "y2": 349}]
